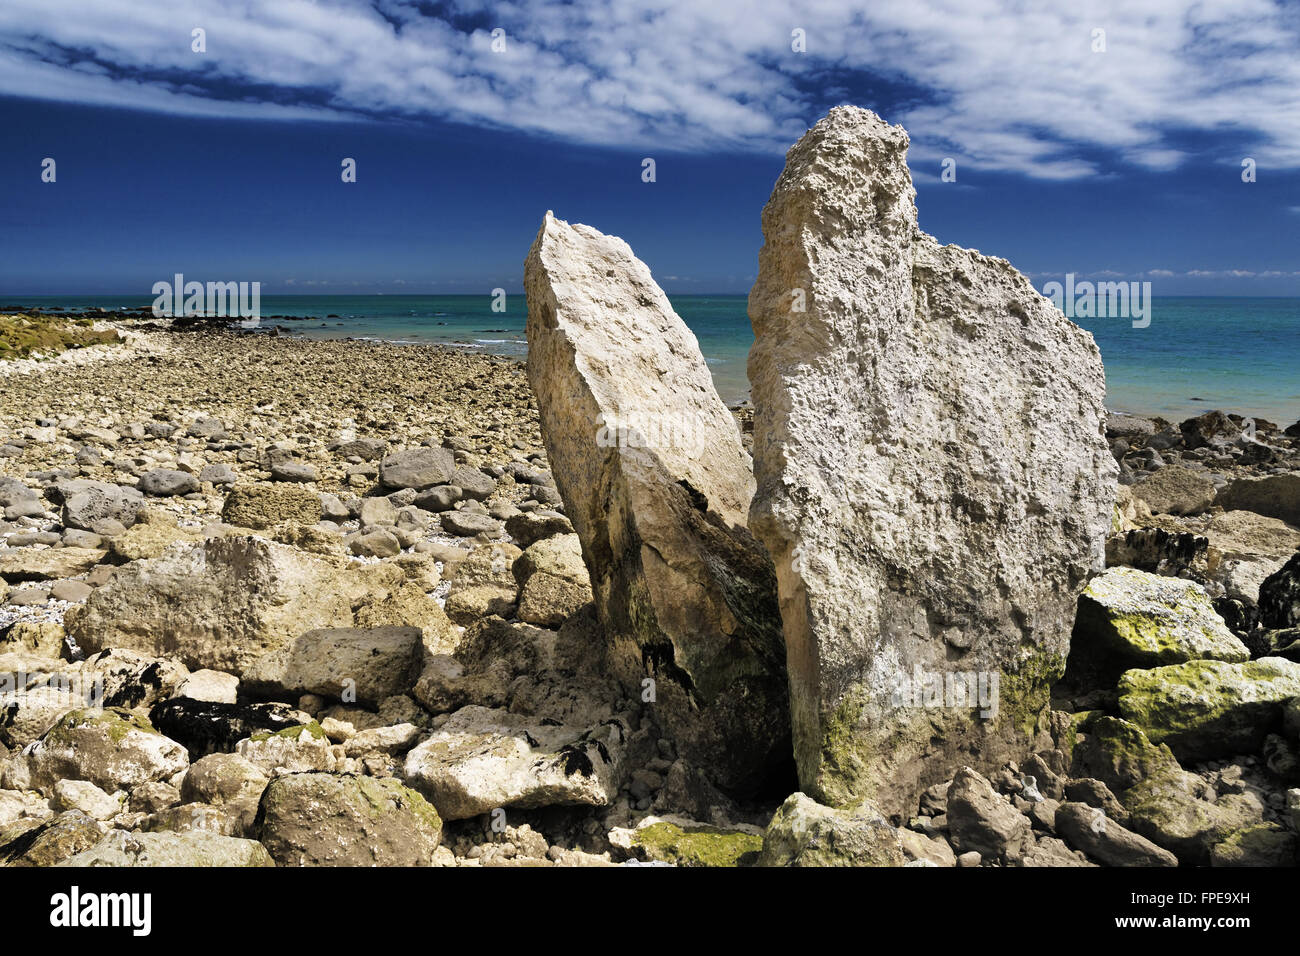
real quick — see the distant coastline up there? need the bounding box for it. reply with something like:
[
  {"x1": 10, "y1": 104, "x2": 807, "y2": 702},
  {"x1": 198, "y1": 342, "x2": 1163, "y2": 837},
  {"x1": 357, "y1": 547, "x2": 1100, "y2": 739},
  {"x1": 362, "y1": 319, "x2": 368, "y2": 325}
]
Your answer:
[{"x1": 4, "y1": 294, "x2": 1298, "y2": 425}]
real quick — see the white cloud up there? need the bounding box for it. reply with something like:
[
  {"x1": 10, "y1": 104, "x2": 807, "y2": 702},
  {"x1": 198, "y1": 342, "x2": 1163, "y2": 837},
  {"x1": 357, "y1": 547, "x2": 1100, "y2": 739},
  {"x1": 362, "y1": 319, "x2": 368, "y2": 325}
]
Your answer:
[{"x1": 1, "y1": 0, "x2": 1297, "y2": 179}]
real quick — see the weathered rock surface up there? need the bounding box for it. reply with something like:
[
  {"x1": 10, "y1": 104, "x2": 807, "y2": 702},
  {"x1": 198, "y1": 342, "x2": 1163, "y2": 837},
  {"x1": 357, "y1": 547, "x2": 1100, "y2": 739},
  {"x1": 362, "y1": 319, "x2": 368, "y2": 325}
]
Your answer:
[
  {"x1": 523, "y1": 211, "x2": 790, "y2": 796},
  {"x1": 1, "y1": 708, "x2": 188, "y2": 795},
  {"x1": 403, "y1": 705, "x2": 629, "y2": 820},
  {"x1": 945, "y1": 767, "x2": 1029, "y2": 863},
  {"x1": 1054, "y1": 801, "x2": 1177, "y2": 866},
  {"x1": 56, "y1": 830, "x2": 275, "y2": 867},
  {"x1": 745, "y1": 106, "x2": 1116, "y2": 815},
  {"x1": 757, "y1": 792, "x2": 903, "y2": 866},
  {"x1": 256, "y1": 772, "x2": 442, "y2": 866},
  {"x1": 1131, "y1": 465, "x2": 1216, "y2": 516},
  {"x1": 1216, "y1": 473, "x2": 1300, "y2": 526},
  {"x1": 1118, "y1": 657, "x2": 1300, "y2": 761},
  {"x1": 65, "y1": 535, "x2": 436, "y2": 674},
  {"x1": 1067, "y1": 567, "x2": 1248, "y2": 681},
  {"x1": 241, "y1": 626, "x2": 423, "y2": 707}
]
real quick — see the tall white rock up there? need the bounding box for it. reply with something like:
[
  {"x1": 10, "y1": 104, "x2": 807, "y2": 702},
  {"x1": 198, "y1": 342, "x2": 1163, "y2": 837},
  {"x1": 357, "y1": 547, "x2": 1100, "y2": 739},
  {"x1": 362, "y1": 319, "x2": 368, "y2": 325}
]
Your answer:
[
  {"x1": 748, "y1": 107, "x2": 1117, "y2": 817},
  {"x1": 524, "y1": 212, "x2": 791, "y2": 796}
]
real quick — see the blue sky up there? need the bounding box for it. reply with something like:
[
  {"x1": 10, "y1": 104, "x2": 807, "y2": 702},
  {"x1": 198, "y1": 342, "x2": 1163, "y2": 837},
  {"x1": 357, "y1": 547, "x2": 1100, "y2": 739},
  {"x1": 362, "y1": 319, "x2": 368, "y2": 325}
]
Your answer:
[{"x1": 1, "y1": 0, "x2": 1298, "y2": 296}]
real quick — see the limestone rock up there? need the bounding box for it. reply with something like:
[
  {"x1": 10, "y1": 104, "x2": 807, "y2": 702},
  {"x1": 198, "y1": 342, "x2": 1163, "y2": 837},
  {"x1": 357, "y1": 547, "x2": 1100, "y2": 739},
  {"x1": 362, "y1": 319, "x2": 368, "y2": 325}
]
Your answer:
[
  {"x1": 1260, "y1": 552, "x2": 1300, "y2": 629},
  {"x1": 1067, "y1": 567, "x2": 1248, "y2": 682},
  {"x1": 379, "y1": 446, "x2": 456, "y2": 491},
  {"x1": 257, "y1": 772, "x2": 442, "y2": 866},
  {"x1": 403, "y1": 705, "x2": 628, "y2": 820},
  {"x1": 65, "y1": 535, "x2": 418, "y2": 674},
  {"x1": 1131, "y1": 465, "x2": 1216, "y2": 516},
  {"x1": 1216, "y1": 473, "x2": 1300, "y2": 526},
  {"x1": 745, "y1": 106, "x2": 1116, "y2": 816},
  {"x1": 1054, "y1": 801, "x2": 1177, "y2": 866},
  {"x1": 757, "y1": 792, "x2": 903, "y2": 867},
  {"x1": 220, "y1": 483, "x2": 322, "y2": 529},
  {"x1": 56, "y1": 830, "x2": 274, "y2": 867},
  {"x1": 524, "y1": 211, "x2": 789, "y2": 797},
  {"x1": 1, "y1": 708, "x2": 188, "y2": 795},
  {"x1": 1118, "y1": 657, "x2": 1300, "y2": 761},
  {"x1": 241, "y1": 626, "x2": 423, "y2": 707},
  {"x1": 945, "y1": 767, "x2": 1030, "y2": 864}
]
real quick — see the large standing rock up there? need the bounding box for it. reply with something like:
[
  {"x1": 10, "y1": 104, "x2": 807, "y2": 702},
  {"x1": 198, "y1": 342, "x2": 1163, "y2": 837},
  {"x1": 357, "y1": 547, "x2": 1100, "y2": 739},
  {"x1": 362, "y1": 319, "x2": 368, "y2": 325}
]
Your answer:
[
  {"x1": 523, "y1": 212, "x2": 790, "y2": 796},
  {"x1": 745, "y1": 106, "x2": 1116, "y2": 816}
]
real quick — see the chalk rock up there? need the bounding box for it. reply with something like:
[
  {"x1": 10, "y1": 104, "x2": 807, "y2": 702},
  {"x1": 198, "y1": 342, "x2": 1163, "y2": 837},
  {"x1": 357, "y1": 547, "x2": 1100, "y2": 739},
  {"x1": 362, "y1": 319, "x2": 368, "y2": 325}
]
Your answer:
[
  {"x1": 523, "y1": 212, "x2": 789, "y2": 796},
  {"x1": 746, "y1": 106, "x2": 1116, "y2": 816}
]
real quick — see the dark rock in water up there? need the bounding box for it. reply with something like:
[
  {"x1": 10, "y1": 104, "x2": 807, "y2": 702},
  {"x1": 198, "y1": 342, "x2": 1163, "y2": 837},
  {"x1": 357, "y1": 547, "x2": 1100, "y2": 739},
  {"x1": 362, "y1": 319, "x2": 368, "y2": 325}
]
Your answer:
[
  {"x1": 1259, "y1": 552, "x2": 1300, "y2": 629},
  {"x1": 148, "y1": 699, "x2": 311, "y2": 759}
]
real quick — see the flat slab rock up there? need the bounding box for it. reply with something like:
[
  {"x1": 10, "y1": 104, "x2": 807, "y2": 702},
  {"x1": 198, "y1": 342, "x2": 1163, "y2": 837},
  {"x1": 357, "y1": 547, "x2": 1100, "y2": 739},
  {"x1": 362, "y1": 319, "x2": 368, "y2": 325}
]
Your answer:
[
  {"x1": 403, "y1": 705, "x2": 630, "y2": 820},
  {"x1": 746, "y1": 106, "x2": 1116, "y2": 816}
]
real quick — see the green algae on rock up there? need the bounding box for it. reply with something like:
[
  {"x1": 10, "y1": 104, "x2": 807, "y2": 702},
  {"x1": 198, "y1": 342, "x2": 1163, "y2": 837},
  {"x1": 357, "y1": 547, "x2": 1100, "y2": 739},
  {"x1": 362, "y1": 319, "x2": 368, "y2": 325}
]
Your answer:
[
  {"x1": 1068, "y1": 567, "x2": 1249, "y2": 683},
  {"x1": 0, "y1": 314, "x2": 120, "y2": 360},
  {"x1": 1118, "y1": 657, "x2": 1300, "y2": 761},
  {"x1": 632, "y1": 821, "x2": 762, "y2": 867},
  {"x1": 758, "y1": 792, "x2": 903, "y2": 867}
]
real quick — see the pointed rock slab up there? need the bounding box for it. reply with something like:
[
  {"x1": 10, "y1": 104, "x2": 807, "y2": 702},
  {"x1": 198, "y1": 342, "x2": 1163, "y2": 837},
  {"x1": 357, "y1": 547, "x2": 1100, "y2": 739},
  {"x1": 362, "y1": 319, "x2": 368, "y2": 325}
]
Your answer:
[
  {"x1": 523, "y1": 212, "x2": 790, "y2": 796},
  {"x1": 747, "y1": 107, "x2": 1117, "y2": 817}
]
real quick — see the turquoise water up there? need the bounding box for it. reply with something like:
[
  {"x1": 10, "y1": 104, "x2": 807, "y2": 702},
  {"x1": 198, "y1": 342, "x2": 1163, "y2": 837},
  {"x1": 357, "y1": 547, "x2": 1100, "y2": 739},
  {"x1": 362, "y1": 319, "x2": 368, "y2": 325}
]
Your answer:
[{"x1": 10, "y1": 294, "x2": 1299, "y2": 424}]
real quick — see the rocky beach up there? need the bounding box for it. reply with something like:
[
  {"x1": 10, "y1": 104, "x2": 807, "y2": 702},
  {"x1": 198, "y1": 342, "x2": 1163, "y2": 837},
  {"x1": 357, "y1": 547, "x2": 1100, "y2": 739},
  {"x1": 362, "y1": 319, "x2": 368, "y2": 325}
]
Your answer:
[{"x1": 2, "y1": 108, "x2": 1299, "y2": 869}]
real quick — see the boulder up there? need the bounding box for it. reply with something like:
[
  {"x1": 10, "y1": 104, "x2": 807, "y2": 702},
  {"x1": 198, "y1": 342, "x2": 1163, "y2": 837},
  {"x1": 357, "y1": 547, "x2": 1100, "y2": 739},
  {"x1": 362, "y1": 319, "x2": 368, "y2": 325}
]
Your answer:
[
  {"x1": 220, "y1": 483, "x2": 322, "y2": 529},
  {"x1": 403, "y1": 705, "x2": 629, "y2": 820},
  {"x1": 1, "y1": 708, "x2": 188, "y2": 795},
  {"x1": 1053, "y1": 801, "x2": 1177, "y2": 866},
  {"x1": 1209, "y1": 823, "x2": 1297, "y2": 867},
  {"x1": 1118, "y1": 657, "x2": 1300, "y2": 761},
  {"x1": 1260, "y1": 552, "x2": 1300, "y2": 629},
  {"x1": 138, "y1": 468, "x2": 200, "y2": 497},
  {"x1": 65, "y1": 535, "x2": 418, "y2": 674},
  {"x1": 745, "y1": 106, "x2": 1115, "y2": 815},
  {"x1": 256, "y1": 772, "x2": 442, "y2": 866},
  {"x1": 1179, "y1": 410, "x2": 1240, "y2": 449},
  {"x1": 56, "y1": 830, "x2": 274, "y2": 867},
  {"x1": 379, "y1": 447, "x2": 456, "y2": 491},
  {"x1": 1131, "y1": 465, "x2": 1216, "y2": 516},
  {"x1": 524, "y1": 210, "x2": 789, "y2": 797},
  {"x1": 1067, "y1": 567, "x2": 1248, "y2": 682},
  {"x1": 757, "y1": 792, "x2": 903, "y2": 867},
  {"x1": 241, "y1": 626, "x2": 423, "y2": 706},
  {"x1": 0, "y1": 811, "x2": 105, "y2": 866},
  {"x1": 945, "y1": 767, "x2": 1030, "y2": 864},
  {"x1": 60, "y1": 481, "x2": 142, "y2": 531},
  {"x1": 1216, "y1": 473, "x2": 1300, "y2": 526}
]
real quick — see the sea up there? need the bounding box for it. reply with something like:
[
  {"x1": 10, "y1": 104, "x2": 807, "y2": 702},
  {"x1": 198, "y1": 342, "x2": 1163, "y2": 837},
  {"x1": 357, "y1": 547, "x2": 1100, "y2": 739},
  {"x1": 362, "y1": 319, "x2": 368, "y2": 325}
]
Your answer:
[{"x1": 11, "y1": 294, "x2": 1299, "y2": 426}]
